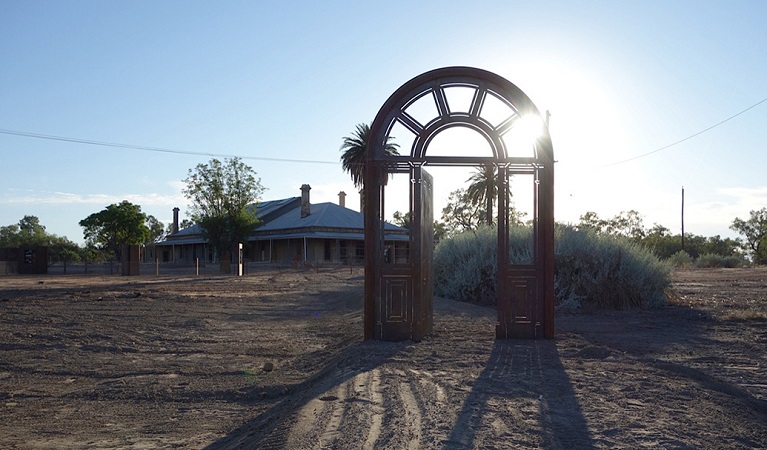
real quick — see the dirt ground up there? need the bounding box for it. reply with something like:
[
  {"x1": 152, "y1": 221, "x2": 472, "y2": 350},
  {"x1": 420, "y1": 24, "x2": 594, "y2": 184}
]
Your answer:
[{"x1": 1, "y1": 266, "x2": 766, "y2": 449}]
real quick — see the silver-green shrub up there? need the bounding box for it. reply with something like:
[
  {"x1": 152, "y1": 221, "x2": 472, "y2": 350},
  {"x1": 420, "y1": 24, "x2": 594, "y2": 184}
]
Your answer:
[
  {"x1": 694, "y1": 253, "x2": 744, "y2": 268},
  {"x1": 667, "y1": 249, "x2": 693, "y2": 267},
  {"x1": 433, "y1": 225, "x2": 498, "y2": 306},
  {"x1": 433, "y1": 224, "x2": 671, "y2": 310},
  {"x1": 554, "y1": 225, "x2": 670, "y2": 310}
]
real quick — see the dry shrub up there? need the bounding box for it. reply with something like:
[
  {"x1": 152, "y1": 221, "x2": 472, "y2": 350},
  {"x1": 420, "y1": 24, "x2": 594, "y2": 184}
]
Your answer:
[
  {"x1": 433, "y1": 224, "x2": 671, "y2": 310},
  {"x1": 693, "y1": 253, "x2": 744, "y2": 268}
]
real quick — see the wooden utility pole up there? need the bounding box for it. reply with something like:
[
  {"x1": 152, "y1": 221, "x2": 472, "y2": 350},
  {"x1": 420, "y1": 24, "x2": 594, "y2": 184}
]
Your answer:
[{"x1": 681, "y1": 186, "x2": 685, "y2": 251}]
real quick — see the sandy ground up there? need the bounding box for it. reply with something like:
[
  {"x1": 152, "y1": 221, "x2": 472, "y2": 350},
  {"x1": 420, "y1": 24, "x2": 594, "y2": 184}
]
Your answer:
[{"x1": 1, "y1": 266, "x2": 766, "y2": 449}]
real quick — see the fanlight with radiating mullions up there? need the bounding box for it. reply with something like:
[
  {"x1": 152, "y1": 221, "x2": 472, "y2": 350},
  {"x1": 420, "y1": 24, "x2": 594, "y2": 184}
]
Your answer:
[{"x1": 364, "y1": 67, "x2": 554, "y2": 342}]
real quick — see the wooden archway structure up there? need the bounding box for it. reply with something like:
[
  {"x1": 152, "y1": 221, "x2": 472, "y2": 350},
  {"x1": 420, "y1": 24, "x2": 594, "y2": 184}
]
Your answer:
[{"x1": 364, "y1": 67, "x2": 554, "y2": 341}]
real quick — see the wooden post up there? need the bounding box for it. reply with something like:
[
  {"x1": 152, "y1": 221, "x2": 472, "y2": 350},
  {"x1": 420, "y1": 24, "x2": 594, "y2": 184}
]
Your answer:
[
  {"x1": 681, "y1": 186, "x2": 685, "y2": 251},
  {"x1": 238, "y1": 243, "x2": 244, "y2": 276}
]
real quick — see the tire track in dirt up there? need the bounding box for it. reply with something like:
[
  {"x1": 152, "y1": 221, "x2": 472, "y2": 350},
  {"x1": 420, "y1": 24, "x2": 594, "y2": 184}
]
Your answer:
[
  {"x1": 282, "y1": 365, "x2": 455, "y2": 449},
  {"x1": 395, "y1": 369, "x2": 423, "y2": 450},
  {"x1": 362, "y1": 369, "x2": 383, "y2": 450},
  {"x1": 286, "y1": 368, "x2": 385, "y2": 449}
]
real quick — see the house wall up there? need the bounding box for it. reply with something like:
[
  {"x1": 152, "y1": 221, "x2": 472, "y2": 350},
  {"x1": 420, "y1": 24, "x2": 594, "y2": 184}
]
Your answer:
[
  {"x1": 269, "y1": 239, "x2": 299, "y2": 265},
  {"x1": 250, "y1": 240, "x2": 272, "y2": 262},
  {"x1": 265, "y1": 238, "x2": 367, "y2": 265},
  {"x1": 157, "y1": 243, "x2": 210, "y2": 265},
  {"x1": 156, "y1": 237, "x2": 406, "y2": 266}
]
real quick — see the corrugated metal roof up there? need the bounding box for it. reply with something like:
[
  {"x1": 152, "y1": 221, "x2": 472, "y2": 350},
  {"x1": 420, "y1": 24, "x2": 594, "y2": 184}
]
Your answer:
[
  {"x1": 256, "y1": 202, "x2": 403, "y2": 232},
  {"x1": 249, "y1": 197, "x2": 300, "y2": 220},
  {"x1": 156, "y1": 237, "x2": 207, "y2": 246},
  {"x1": 170, "y1": 224, "x2": 202, "y2": 237},
  {"x1": 249, "y1": 231, "x2": 409, "y2": 241},
  {"x1": 158, "y1": 197, "x2": 407, "y2": 245}
]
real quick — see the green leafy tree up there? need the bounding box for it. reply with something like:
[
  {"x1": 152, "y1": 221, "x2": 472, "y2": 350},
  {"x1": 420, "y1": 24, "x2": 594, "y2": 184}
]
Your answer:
[
  {"x1": 145, "y1": 215, "x2": 165, "y2": 243},
  {"x1": 578, "y1": 210, "x2": 645, "y2": 241},
  {"x1": 0, "y1": 224, "x2": 21, "y2": 248},
  {"x1": 640, "y1": 224, "x2": 680, "y2": 259},
  {"x1": 59, "y1": 248, "x2": 80, "y2": 274},
  {"x1": 48, "y1": 235, "x2": 81, "y2": 264},
  {"x1": 440, "y1": 188, "x2": 484, "y2": 236},
  {"x1": 441, "y1": 187, "x2": 524, "y2": 237},
  {"x1": 606, "y1": 210, "x2": 646, "y2": 240},
  {"x1": 392, "y1": 210, "x2": 412, "y2": 229},
  {"x1": 577, "y1": 211, "x2": 609, "y2": 233},
  {"x1": 79, "y1": 201, "x2": 150, "y2": 260},
  {"x1": 0, "y1": 215, "x2": 49, "y2": 248},
  {"x1": 340, "y1": 123, "x2": 399, "y2": 189},
  {"x1": 0, "y1": 216, "x2": 83, "y2": 266},
  {"x1": 392, "y1": 210, "x2": 447, "y2": 243},
  {"x1": 730, "y1": 208, "x2": 767, "y2": 264},
  {"x1": 17, "y1": 215, "x2": 49, "y2": 246},
  {"x1": 182, "y1": 157, "x2": 264, "y2": 272},
  {"x1": 699, "y1": 235, "x2": 741, "y2": 258}
]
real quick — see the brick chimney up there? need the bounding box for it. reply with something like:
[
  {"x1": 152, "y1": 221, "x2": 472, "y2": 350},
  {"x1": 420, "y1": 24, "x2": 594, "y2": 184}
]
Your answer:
[
  {"x1": 172, "y1": 207, "x2": 180, "y2": 234},
  {"x1": 300, "y1": 184, "x2": 311, "y2": 218},
  {"x1": 338, "y1": 191, "x2": 346, "y2": 208}
]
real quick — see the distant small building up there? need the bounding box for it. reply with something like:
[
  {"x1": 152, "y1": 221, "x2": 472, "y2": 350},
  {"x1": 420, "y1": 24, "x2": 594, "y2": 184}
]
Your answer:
[
  {"x1": 0, "y1": 246, "x2": 48, "y2": 275},
  {"x1": 155, "y1": 185, "x2": 408, "y2": 266}
]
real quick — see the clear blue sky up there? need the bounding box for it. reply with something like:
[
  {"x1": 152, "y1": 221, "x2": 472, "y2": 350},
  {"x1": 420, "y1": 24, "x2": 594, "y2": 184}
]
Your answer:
[{"x1": 2, "y1": 0, "x2": 765, "y2": 244}]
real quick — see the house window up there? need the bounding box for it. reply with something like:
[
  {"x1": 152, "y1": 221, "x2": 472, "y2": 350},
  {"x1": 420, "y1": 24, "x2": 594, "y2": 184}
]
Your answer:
[
  {"x1": 324, "y1": 240, "x2": 332, "y2": 261},
  {"x1": 339, "y1": 241, "x2": 347, "y2": 263},
  {"x1": 395, "y1": 242, "x2": 409, "y2": 263}
]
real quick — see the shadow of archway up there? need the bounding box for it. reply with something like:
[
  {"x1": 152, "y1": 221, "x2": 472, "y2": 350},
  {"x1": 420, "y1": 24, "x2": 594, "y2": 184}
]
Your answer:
[{"x1": 445, "y1": 339, "x2": 595, "y2": 449}]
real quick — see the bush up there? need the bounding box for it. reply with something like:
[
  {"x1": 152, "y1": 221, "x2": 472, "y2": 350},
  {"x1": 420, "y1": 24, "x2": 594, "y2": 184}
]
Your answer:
[
  {"x1": 433, "y1": 224, "x2": 671, "y2": 310},
  {"x1": 694, "y1": 253, "x2": 743, "y2": 268},
  {"x1": 667, "y1": 249, "x2": 693, "y2": 267},
  {"x1": 554, "y1": 226, "x2": 670, "y2": 310},
  {"x1": 433, "y1": 225, "x2": 499, "y2": 306}
]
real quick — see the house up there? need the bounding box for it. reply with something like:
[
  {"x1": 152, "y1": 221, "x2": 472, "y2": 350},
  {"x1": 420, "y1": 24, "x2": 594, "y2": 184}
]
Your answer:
[{"x1": 155, "y1": 185, "x2": 409, "y2": 266}]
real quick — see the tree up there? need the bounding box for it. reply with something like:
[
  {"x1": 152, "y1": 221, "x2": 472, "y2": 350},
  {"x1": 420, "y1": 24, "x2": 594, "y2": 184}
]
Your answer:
[
  {"x1": 79, "y1": 201, "x2": 150, "y2": 260},
  {"x1": 640, "y1": 224, "x2": 679, "y2": 259},
  {"x1": 577, "y1": 210, "x2": 645, "y2": 241},
  {"x1": 577, "y1": 211, "x2": 609, "y2": 233},
  {"x1": 466, "y1": 165, "x2": 498, "y2": 225},
  {"x1": 433, "y1": 221, "x2": 448, "y2": 243},
  {"x1": 182, "y1": 157, "x2": 264, "y2": 272},
  {"x1": 440, "y1": 188, "x2": 484, "y2": 236},
  {"x1": 0, "y1": 216, "x2": 48, "y2": 248},
  {"x1": 392, "y1": 210, "x2": 412, "y2": 229},
  {"x1": 700, "y1": 235, "x2": 741, "y2": 258},
  {"x1": 730, "y1": 208, "x2": 767, "y2": 264},
  {"x1": 0, "y1": 224, "x2": 21, "y2": 248},
  {"x1": 0, "y1": 216, "x2": 81, "y2": 257},
  {"x1": 59, "y1": 248, "x2": 80, "y2": 274},
  {"x1": 145, "y1": 215, "x2": 166, "y2": 243},
  {"x1": 17, "y1": 215, "x2": 48, "y2": 246},
  {"x1": 48, "y1": 235, "x2": 81, "y2": 265},
  {"x1": 340, "y1": 123, "x2": 399, "y2": 189}
]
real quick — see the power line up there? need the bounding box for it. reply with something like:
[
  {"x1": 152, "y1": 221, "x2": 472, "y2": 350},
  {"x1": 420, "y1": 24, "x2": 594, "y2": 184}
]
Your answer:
[
  {"x1": 601, "y1": 96, "x2": 767, "y2": 168},
  {"x1": 0, "y1": 128, "x2": 340, "y2": 165},
  {"x1": 4, "y1": 94, "x2": 765, "y2": 168}
]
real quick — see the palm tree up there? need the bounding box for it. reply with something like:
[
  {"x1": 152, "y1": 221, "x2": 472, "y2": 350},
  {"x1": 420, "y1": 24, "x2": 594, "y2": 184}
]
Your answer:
[
  {"x1": 340, "y1": 123, "x2": 399, "y2": 188},
  {"x1": 466, "y1": 164, "x2": 512, "y2": 225}
]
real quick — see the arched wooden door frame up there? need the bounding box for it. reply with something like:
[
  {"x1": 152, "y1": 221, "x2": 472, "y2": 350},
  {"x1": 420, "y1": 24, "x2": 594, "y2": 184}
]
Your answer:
[{"x1": 364, "y1": 66, "x2": 554, "y2": 341}]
